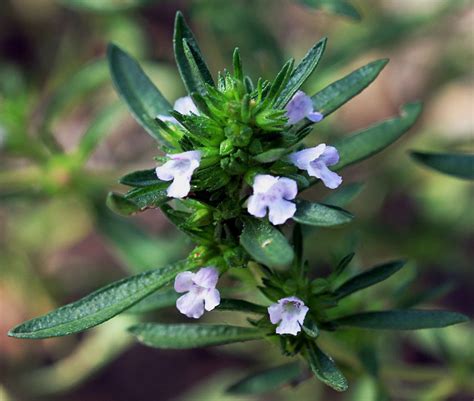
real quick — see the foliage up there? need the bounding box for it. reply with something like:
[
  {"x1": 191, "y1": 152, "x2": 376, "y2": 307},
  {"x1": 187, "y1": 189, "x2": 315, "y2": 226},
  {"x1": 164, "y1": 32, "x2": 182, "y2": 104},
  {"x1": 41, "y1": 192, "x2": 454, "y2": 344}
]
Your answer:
[{"x1": 8, "y1": 11, "x2": 469, "y2": 397}]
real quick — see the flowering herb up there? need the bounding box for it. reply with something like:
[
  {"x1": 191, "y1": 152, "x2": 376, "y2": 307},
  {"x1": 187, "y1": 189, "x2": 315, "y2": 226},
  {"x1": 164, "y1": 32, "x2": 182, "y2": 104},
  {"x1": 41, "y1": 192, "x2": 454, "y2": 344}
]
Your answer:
[{"x1": 8, "y1": 11, "x2": 468, "y2": 395}]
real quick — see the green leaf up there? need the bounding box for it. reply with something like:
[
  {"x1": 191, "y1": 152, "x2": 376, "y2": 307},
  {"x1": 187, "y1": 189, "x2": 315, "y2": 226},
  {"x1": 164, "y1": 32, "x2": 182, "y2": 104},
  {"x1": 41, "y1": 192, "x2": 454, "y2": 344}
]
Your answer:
[
  {"x1": 129, "y1": 323, "x2": 262, "y2": 349},
  {"x1": 333, "y1": 260, "x2": 405, "y2": 300},
  {"x1": 410, "y1": 151, "x2": 474, "y2": 180},
  {"x1": 119, "y1": 169, "x2": 161, "y2": 187},
  {"x1": 106, "y1": 192, "x2": 139, "y2": 216},
  {"x1": 305, "y1": 343, "x2": 348, "y2": 392},
  {"x1": 227, "y1": 362, "x2": 302, "y2": 395},
  {"x1": 107, "y1": 43, "x2": 174, "y2": 147},
  {"x1": 127, "y1": 288, "x2": 179, "y2": 313},
  {"x1": 218, "y1": 299, "x2": 267, "y2": 314},
  {"x1": 312, "y1": 59, "x2": 388, "y2": 116},
  {"x1": 332, "y1": 252, "x2": 355, "y2": 277},
  {"x1": 253, "y1": 148, "x2": 288, "y2": 163},
  {"x1": 274, "y1": 37, "x2": 327, "y2": 108},
  {"x1": 75, "y1": 102, "x2": 124, "y2": 163},
  {"x1": 8, "y1": 261, "x2": 191, "y2": 339},
  {"x1": 173, "y1": 12, "x2": 214, "y2": 96},
  {"x1": 330, "y1": 309, "x2": 469, "y2": 330},
  {"x1": 107, "y1": 184, "x2": 169, "y2": 216},
  {"x1": 240, "y1": 218, "x2": 294, "y2": 269},
  {"x1": 323, "y1": 182, "x2": 364, "y2": 207},
  {"x1": 293, "y1": 200, "x2": 353, "y2": 227},
  {"x1": 332, "y1": 102, "x2": 422, "y2": 171}
]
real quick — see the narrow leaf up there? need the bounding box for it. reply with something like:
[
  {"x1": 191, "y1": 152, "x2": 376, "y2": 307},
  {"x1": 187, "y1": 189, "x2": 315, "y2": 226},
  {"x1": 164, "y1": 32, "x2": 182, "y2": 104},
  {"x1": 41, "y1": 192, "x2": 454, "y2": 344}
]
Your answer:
[
  {"x1": 240, "y1": 218, "x2": 294, "y2": 269},
  {"x1": 323, "y1": 182, "x2": 364, "y2": 207},
  {"x1": 253, "y1": 148, "x2": 288, "y2": 163},
  {"x1": 312, "y1": 59, "x2": 388, "y2": 116},
  {"x1": 127, "y1": 288, "x2": 179, "y2": 313},
  {"x1": 293, "y1": 201, "x2": 353, "y2": 227},
  {"x1": 332, "y1": 252, "x2": 355, "y2": 277},
  {"x1": 227, "y1": 362, "x2": 302, "y2": 395},
  {"x1": 305, "y1": 343, "x2": 348, "y2": 392},
  {"x1": 333, "y1": 260, "x2": 405, "y2": 300},
  {"x1": 410, "y1": 151, "x2": 474, "y2": 180},
  {"x1": 106, "y1": 192, "x2": 139, "y2": 216},
  {"x1": 107, "y1": 44, "x2": 174, "y2": 146},
  {"x1": 218, "y1": 299, "x2": 267, "y2": 314},
  {"x1": 275, "y1": 37, "x2": 327, "y2": 108},
  {"x1": 125, "y1": 184, "x2": 169, "y2": 209},
  {"x1": 333, "y1": 102, "x2": 422, "y2": 171},
  {"x1": 119, "y1": 169, "x2": 161, "y2": 187},
  {"x1": 173, "y1": 12, "x2": 214, "y2": 96},
  {"x1": 8, "y1": 261, "x2": 191, "y2": 339},
  {"x1": 330, "y1": 309, "x2": 469, "y2": 330},
  {"x1": 106, "y1": 184, "x2": 169, "y2": 216},
  {"x1": 129, "y1": 323, "x2": 262, "y2": 349}
]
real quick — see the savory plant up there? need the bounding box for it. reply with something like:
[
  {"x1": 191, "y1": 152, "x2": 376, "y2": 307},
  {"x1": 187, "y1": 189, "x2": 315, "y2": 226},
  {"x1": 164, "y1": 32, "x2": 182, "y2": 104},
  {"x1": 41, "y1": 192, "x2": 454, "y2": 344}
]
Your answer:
[{"x1": 8, "y1": 11, "x2": 468, "y2": 394}]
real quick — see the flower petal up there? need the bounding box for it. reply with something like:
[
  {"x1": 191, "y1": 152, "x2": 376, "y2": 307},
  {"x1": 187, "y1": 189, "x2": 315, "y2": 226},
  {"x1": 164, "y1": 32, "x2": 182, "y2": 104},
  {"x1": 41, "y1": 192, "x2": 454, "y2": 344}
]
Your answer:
[
  {"x1": 296, "y1": 304, "x2": 309, "y2": 325},
  {"x1": 156, "y1": 115, "x2": 179, "y2": 124},
  {"x1": 285, "y1": 91, "x2": 313, "y2": 125},
  {"x1": 275, "y1": 177, "x2": 298, "y2": 200},
  {"x1": 174, "y1": 271, "x2": 195, "y2": 293},
  {"x1": 193, "y1": 267, "x2": 219, "y2": 289},
  {"x1": 155, "y1": 164, "x2": 174, "y2": 181},
  {"x1": 307, "y1": 111, "x2": 323, "y2": 123},
  {"x1": 247, "y1": 194, "x2": 268, "y2": 218},
  {"x1": 308, "y1": 161, "x2": 342, "y2": 189},
  {"x1": 169, "y1": 150, "x2": 202, "y2": 164},
  {"x1": 176, "y1": 291, "x2": 205, "y2": 319},
  {"x1": 289, "y1": 145, "x2": 326, "y2": 170},
  {"x1": 276, "y1": 315, "x2": 302, "y2": 335},
  {"x1": 253, "y1": 174, "x2": 279, "y2": 194},
  {"x1": 166, "y1": 175, "x2": 191, "y2": 198},
  {"x1": 320, "y1": 146, "x2": 340, "y2": 166},
  {"x1": 204, "y1": 288, "x2": 221, "y2": 311},
  {"x1": 173, "y1": 96, "x2": 199, "y2": 116},
  {"x1": 268, "y1": 303, "x2": 283, "y2": 324},
  {"x1": 268, "y1": 198, "x2": 296, "y2": 225}
]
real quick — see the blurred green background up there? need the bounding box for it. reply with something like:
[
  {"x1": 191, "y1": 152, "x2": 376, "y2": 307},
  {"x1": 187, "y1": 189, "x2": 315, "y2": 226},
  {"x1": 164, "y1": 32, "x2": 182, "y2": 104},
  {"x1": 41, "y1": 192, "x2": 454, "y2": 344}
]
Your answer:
[{"x1": 0, "y1": 0, "x2": 472, "y2": 400}]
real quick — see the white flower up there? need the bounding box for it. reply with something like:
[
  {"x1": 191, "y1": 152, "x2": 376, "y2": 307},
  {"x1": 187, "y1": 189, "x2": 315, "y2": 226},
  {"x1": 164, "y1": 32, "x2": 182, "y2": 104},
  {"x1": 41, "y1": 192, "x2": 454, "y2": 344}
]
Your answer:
[
  {"x1": 290, "y1": 144, "x2": 342, "y2": 189},
  {"x1": 157, "y1": 96, "x2": 199, "y2": 124},
  {"x1": 285, "y1": 90, "x2": 323, "y2": 125},
  {"x1": 155, "y1": 150, "x2": 201, "y2": 198},
  {"x1": 247, "y1": 174, "x2": 298, "y2": 225},
  {"x1": 174, "y1": 267, "x2": 221, "y2": 319},
  {"x1": 268, "y1": 296, "x2": 309, "y2": 336}
]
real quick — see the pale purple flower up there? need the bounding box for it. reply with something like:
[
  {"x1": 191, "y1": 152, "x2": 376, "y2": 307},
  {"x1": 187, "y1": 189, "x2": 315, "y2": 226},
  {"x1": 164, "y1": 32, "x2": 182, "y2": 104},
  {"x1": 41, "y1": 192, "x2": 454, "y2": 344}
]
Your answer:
[
  {"x1": 290, "y1": 144, "x2": 342, "y2": 189},
  {"x1": 268, "y1": 296, "x2": 309, "y2": 336},
  {"x1": 285, "y1": 90, "x2": 323, "y2": 125},
  {"x1": 155, "y1": 150, "x2": 201, "y2": 198},
  {"x1": 174, "y1": 267, "x2": 220, "y2": 319},
  {"x1": 157, "y1": 95, "x2": 199, "y2": 124},
  {"x1": 247, "y1": 174, "x2": 298, "y2": 225}
]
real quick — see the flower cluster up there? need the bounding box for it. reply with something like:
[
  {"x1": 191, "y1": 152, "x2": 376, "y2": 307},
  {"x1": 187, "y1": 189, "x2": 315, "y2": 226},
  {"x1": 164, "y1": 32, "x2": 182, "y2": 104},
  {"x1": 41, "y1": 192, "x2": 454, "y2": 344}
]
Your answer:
[{"x1": 154, "y1": 88, "x2": 341, "y2": 334}]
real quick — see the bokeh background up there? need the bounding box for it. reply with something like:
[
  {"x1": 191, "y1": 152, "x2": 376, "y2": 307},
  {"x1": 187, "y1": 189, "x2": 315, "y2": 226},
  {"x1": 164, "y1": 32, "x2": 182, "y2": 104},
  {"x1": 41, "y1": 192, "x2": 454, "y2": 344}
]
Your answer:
[{"x1": 1, "y1": 0, "x2": 473, "y2": 400}]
